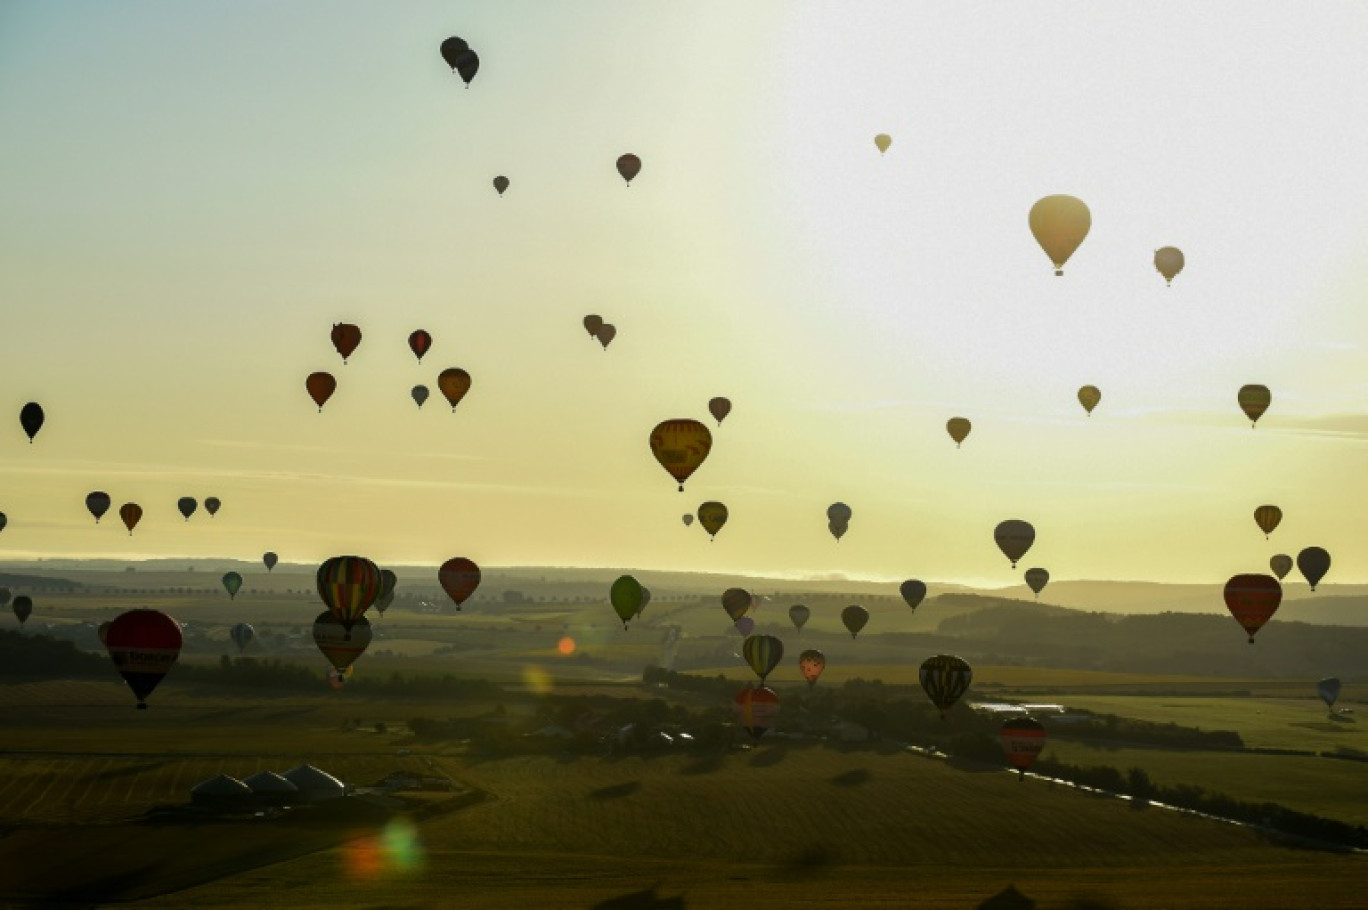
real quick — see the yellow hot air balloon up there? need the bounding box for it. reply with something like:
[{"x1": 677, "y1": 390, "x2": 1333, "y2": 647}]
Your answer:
[
  {"x1": 1238, "y1": 385, "x2": 1271, "y2": 427},
  {"x1": 1078, "y1": 385, "x2": 1101, "y2": 415},
  {"x1": 1253, "y1": 505, "x2": 1282, "y2": 539},
  {"x1": 1028, "y1": 195, "x2": 1091, "y2": 276},
  {"x1": 1154, "y1": 246, "x2": 1184, "y2": 285},
  {"x1": 946, "y1": 417, "x2": 971, "y2": 447},
  {"x1": 874, "y1": 133, "x2": 892, "y2": 154},
  {"x1": 649, "y1": 419, "x2": 713, "y2": 492},
  {"x1": 697, "y1": 501, "x2": 728, "y2": 539}
]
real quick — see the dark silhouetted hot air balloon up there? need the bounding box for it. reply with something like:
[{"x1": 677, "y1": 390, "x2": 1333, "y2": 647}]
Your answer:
[
  {"x1": 610, "y1": 575, "x2": 645, "y2": 629},
  {"x1": 789, "y1": 604, "x2": 810, "y2": 630},
  {"x1": 734, "y1": 685, "x2": 779, "y2": 740},
  {"x1": 708, "y1": 397, "x2": 731, "y2": 425},
  {"x1": 1000, "y1": 716, "x2": 1047, "y2": 779},
  {"x1": 316, "y1": 555, "x2": 382, "y2": 634},
  {"x1": 0, "y1": 513, "x2": 6, "y2": 533},
  {"x1": 681, "y1": 513, "x2": 694, "y2": 527},
  {"x1": 439, "y1": 38, "x2": 479, "y2": 86},
  {"x1": 583, "y1": 314, "x2": 603, "y2": 337},
  {"x1": 1024, "y1": 568, "x2": 1049, "y2": 598},
  {"x1": 19, "y1": 402, "x2": 43, "y2": 443},
  {"x1": 231, "y1": 622, "x2": 254, "y2": 653},
  {"x1": 721, "y1": 587, "x2": 752, "y2": 623},
  {"x1": 438, "y1": 557, "x2": 481, "y2": 611},
  {"x1": 411, "y1": 385, "x2": 430, "y2": 408},
  {"x1": 799, "y1": 649, "x2": 825, "y2": 686},
  {"x1": 204, "y1": 497, "x2": 220, "y2": 517},
  {"x1": 331, "y1": 323, "x2": 362, "y2": 363},
  {"x1": 1318, "y1": 677, "x2": 1341, "y2": 712},
  {"x1": 105, "y1": 609, "x2": 182, "y2": 708},
  {"x1": 12, "y1": 595, "x2": 32, "y2": 624},
  {"x1": 733, "y1": 616, "x2": 755, "y2": 636},
  {"x1": 946, "y1": 417, "x2": 971, "y2": 447},
  {"x1": 177, "y1": 497, "x2": 197, "y2": 521},
  {"x1": 436, "y1": 368, "x2": 472, "y2": 411},
  {"x1": 1078, "y1": 385, "x2": 1101, "y2": 415},
  {"x1": 649, "y1": 419, "x2": 712, "y2": 491},
  {"x1": 697, "y1": 501, "x2": 728, "y2": 539},
  {"x1": 900, "y1": 579, "x2": 927, "y2": 612},
  {"x1": 376, "y1": 569, "x2": 397, "y2": 615},
  {"x1": 1029, "y1": 195, "x2": 1090, "y2": 276},
  {"x1": 595, "y1": 323, "x2": 616, "y2": 349},
  {"x1": 306, "y1": 372, "x2": 336, "y2": 411},
  {"x1": 119, "y1": 503, "x2": 142, "y2": 535},
  {"x1": 616, "y1": 154, "x2": 641, "y2": 186},
  {"x1": 313, "y1": 611, "x2": 371, "y2": 672},
  {"x1": 222, "y1": 571, "x2": 242, "y2": 600},
  {"x1": 454, "y1": 50, "x2": 479, "y2": 86},
  {"x1": 0, "y1": 588, "x2": 10, "y2": 607},
  {"x1": 635, "y1": 586, "x2": 652, "y2": 619},
  {"x1": 1297, "y1": 547, "x2": 1331, "y2": 591},
  {"x1": 409, "y1": 330, "x2": 432, "y2": 362},
  {"x1": 439, "y1": 37, "x2": 469, "y2": 69},
  {"x1": 742, "y1": 635, "x2": 784, "y2": 684},
  {"x1": 1154, "y1": 247, "x2": 1185, "y2": 286},
  {"x1": 1269, "y1": 553, "x2": 1292, "y2": 580},
  {"x1": 86, "y1": 491, "x2": 111, "y2": 523},
  {"x1": 920, "y1": 654, "x2": 972, "y2": 718},
  {"x1": 1238, "y1": 384, "x2": 1271, "y2": 427},
  {"x1": 841, "y1": 605, "x2": 868, "y2": 639},
  {"x1": 994, "y1": 520, "x2": 1035, "y2": 568},
  {"x1": 1253, "y1": 505, "x2": 1282, "y2": 539},
  {"x1": 1223, "y1": 574, "x2": 1281, "y2": 643},
  {"x1": 827, "y1": 503, "x2": 851, "y2": 542},
  {"x1": 493, "y1": 176, "x2": 509, "y2": 196},
  {"x1": 874, "y1": 134, "x2": 892, "y2": 154},
  {"x1": 263, "y1": 551, "x2": 278, "y2": 572},
  {"x1": 827, "y1": 520, "x2": 847, "y2": 541}
]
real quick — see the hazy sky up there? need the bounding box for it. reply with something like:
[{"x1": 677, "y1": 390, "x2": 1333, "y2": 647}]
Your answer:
[{"x1": 1, "y1": 1, "x2": 1365, "y2": 586}]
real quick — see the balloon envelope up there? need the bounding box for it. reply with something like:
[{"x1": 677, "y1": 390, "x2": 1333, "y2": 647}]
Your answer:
[
  {"x1": 1318, "y1": 677, "x2": 1341, "y2": 710},
  {"x1": 841, "y1": 605, "x2": 869, "y2": 639},
  {"x1": 376, "y1": 569, "x2": 397, "y2": 615},
  {"x1": 649, "y1": 419, "x2": 713, "y2": 491},
  {"x1": 231, "y1": 622, "x2": 254, "y2": 652},
  {"x1": 313, "y1": 611, "x2": 372, "y2": 671},
  {"x1": 789, "y1": 604, "x2": 810, "y2": 630},
  {"x1": 595, "y1": 323, "x2": 617, "y2": 349},
  {"x1": 177, "y1": 497, "x2": 197, "y2": 520},
  {"x1": 493, "y1": 175, "x2": 509, "y2": 196},
  {"x1": 616, "y1": 153, "x2": 642, "y2": 185},
  {"x1": 721, "y1": 588, "x2": 752, "y2": 622},
  {"x1": 1078, "y1": 385, "x2": 1101, "y2": 415},
  {"x1": 12, "y1": 595, "x2": 32, "y2": 624},
  {"x1": 306, "y1": 372, "x2": 337, "y2": 411},
  {"x1": 733, "y1": 616, "x2": 755, "y2": 636},
  {"x1": 1154, "y1": 246, "x2": 1185, "y2": 285},
  {"x1": 874, "y1": 133, "x2": 891, "y2": 154},
  {"x1": 411, "y1": 385, "x2": 430, "y2": 408},
  {"x1": 1253, "y1": 505, "x2": 1282, "y2": 538},
  {"x1": 86, "y1": 491, "x2": 111, "y2": 523},
  {"x1": 1223, "y1": 574, "x2": 1282, "y2": 643},
  {"x1": 119, "y1": 503, "x2": 143, "y2": 535},
  {"x1": 708, "y1": 397, "x2": 732, "y2": 425},
  {"x1": 1238, "y1": 384, "x2": 1271, "y2": 426},
  {"x1": 105, "y1": 609, "x2": 182, "y2": 708},
  {"x1": 828, "y1": 520, "x2": 848, "y2": 541},
  {"x1": 946, "y1": 417, "x2": 971, "y2": 446},
  {"x1": 437, "y1": 368, "x2": 472, "y2": 410},
  {"x1": 330, "y1": 323, "x2": 362, "y2": 363},
  {"x1": 920, "y1": 654, "x2": 973, "y2": 717},
  {"x1": 316, "y1": 555, "x2": 382, "y2": 630},
  {"x1": 438, "y1": 557, "x2": 481, "y2": 610},
  {"x1": 742, "y1": 635, "x2": 784, "y2": 683},
  {"x1": 733, "y1": 685, "x2": 780, "y2": 740},
  {"x1": 583, "y1": 315, "x2": 604, "y2": 337},
  {"x1": 610, "y1": 575, "x2": 645, "y2": 628},
  {"x1": 439, "y1": 36, "x2": 469, "y2": 69},
  {"x1": 221, "y1": 572, "x2": 242, "y2": 599},
  {"x1": 697, "y1": 501, "x2": 728, "y2": 538},
  {"x1": 799, "y1": 649, "x2": 825, "y2": 686},
  {"x1": 994, "y1": 520, "x2": 1035, "y2": 568},
  {"x1": 1269, "y1": 553, "x2": 1292, "y2": 580},
  {"x1": 900, "y1": 580, "x2": 927, "y2": 611},
  {"x1": 19, "y1": 402, "x2": 44, "y2": 442},
  {"x1": 408, "y1": 329, "x2": 432, "y2": 361},
  {"x1": 1000, "y1": 716, "x2": 1047, "y2": 776},
  {"x1": 1024, "y1": 568, "x2": 1049, "y2": 597},
  {"x1": 204, "y1": 497, "x2": 220, "y2": 516},
  {"x1": 454, "y1": 49, "x2": 479, "y2": 85},
  {"x1": 827, "y1": 502, "x2": 852, "y2": 524},
  {"x1": 1297, "y1": 547, "x2": 1331, "y2": 591},
  {"x1": 681, "y1": 514, "x2": 694, "y2": 527},
  {"x1": 1028, "y1": 195, "x2": 1091, "y2": 275},
  {"x1": 263, "y1": 551, "x2": 279, "y2": 572}
]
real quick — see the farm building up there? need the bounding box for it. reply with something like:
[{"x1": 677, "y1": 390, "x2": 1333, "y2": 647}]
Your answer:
[
  {"x1": 243, "y1": 770, "x2": 299, "y2": 806},
  {"x1": 190, "y1": 774, "x2": 254, "y2": 809},
  {"x1": 282, "y1": 764, "x2": 347, "y2": 802}
]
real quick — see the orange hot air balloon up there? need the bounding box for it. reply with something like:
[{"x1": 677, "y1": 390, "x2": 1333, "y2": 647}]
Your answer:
[
  {"x1": 1154, "y1": 247, "x2": 1185, "y2": 285},
  {"x1": 331, "y1": 323, "x2": 362, "y2": 363},
  {"x1": 438, "y1": 557, "x2": 481, "y2": 611},
  {"x1": 708, "y1": 397, "x2": 732, "y2": 425},
  {"x1": 104, "y1": 609, "x2": 182, "y2": 709},
  {"x1": 1223, "y1": 573, "x2": 1282, "y2": 643},
  {"x1": 437, "y1": 368, "x2": 472, "y2": 411},
  {"x1": 946, "y1": 417, "x2": 971, "y2": 447},
  {"x1": 1029, "y1": 195, "x2": 1091, "y2": 276},
  {"x1": 1078, "y1": 385, "x2": 1101, "y2": 415},
  {"x1": 649, "y1": 419, "x2": 713, "y2": 491},
  {"x1": 408, "y1": 329, "x2": 432, "y2": 362},
  {"x1": 798, "y1": 649, "x2": 825, "y2": 687},
  {"x1": 583, "y1": 315, "x2": 604, "y2": 337},
  {"x1": 316, "y1": 555, "x2": 382, "y2": 632},
  {"x1": 119, "y1": 503, "x2": 143, "y2": 535},
  {"x1": 1238, "y1": 384, "x2": 1271, "y2": 427},
  {"x1": 313, "y1": 611, "x2": 372, "y2": 672},
  {"x1": 1000, "y1": 716, "x2": 1047, "y2": 779},
  {"x1": 306, "y1": 372, "x2": 336, "y2": 411},
  {"x1": 1253, "y1": 505, "x2": 1282, "y2": 539},
  {"x1": 616, "y1": 153, "x2": 641, "y2": 186},
  {"x1": 733, "y1": 684, "x2": 779, "y2": 740}
]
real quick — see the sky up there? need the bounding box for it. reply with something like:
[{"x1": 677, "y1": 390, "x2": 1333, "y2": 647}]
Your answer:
[{"x1": 1, "y1": 1, "x2": 1365, "y2": 586}]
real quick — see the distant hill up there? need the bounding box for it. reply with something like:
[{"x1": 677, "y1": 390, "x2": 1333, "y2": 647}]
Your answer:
[{"x1": 0, "y1": 572, "x2": 84, "y2": 592}]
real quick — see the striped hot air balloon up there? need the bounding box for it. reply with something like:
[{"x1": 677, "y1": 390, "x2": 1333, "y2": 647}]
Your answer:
[
  {"x1": 733, "y1": 685, "x2": 780, "y2": 740},
  {"x1": 1000, "y1": 716, "x2": 1047, "y2": 779},
  {"x1": 920, "y1": 654, "x2": 973, "y2": 719},
  {"x1": 1253, "y1": 505, "x2": 1282, "y2": 539},
  {"x1": 313, "y1": 612, "x2": 372, "y2": 672},
  {"x1": 105, "y1": 609, "x2": 182, "y2": 709},
  {"x1": 649, "y1": 419, "x2": 713, "y2": 491},
  {"x1": 742, "y1": 635, "x2": 784, "y2": 684},
  {"x1": 315, "y1": 556, "x2": 382, "y2": 634}
]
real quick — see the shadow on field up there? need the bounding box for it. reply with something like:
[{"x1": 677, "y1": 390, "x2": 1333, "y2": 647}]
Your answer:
[
  {"x1": 92, "y1": 760, "x2": 167, "y2": 780},
  {"x1": 678, "y1": 753, "x2": 725, "y2": 775},
  {"x1": 748, "y1": 745, "x2": 788, "y2": 768},
  {"x1": 780, "y1": 843, "x2": 833, "y2": 877},
  {"x1": 591, "y1": 882, "x2": 685, "y2": 909},
  {"x1": 828, "y1": 768, "x2": 870, "y2": 787},
  {"x1": 589, "y1": 781, "x2": 640, "y2": 800},
  {"x1": 977, "y1": 884, "x2": 1035, "y2": 909}
]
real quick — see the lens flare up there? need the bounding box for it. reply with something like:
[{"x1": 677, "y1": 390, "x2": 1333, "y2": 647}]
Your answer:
[
  {"x1": 557, "y1": 636, "x2": 575, "y2": 655},
  {"x1": 344, "y1": 818, "x2": 424, "y2": 880},
  {"x1": 522, "y1": 664, "x2": 553, "y2": 695}
]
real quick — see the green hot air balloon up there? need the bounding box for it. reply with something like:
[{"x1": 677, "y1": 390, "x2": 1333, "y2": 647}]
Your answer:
[
  {"x1": 610, "y1": 575, "x2": 645, "y2": 629},
  {"x1": 742, "y1": 635, "x2": 784, "y2": 684},
  {"x1": 221, "y1": 572, "x2": 243, "y2": 600}
]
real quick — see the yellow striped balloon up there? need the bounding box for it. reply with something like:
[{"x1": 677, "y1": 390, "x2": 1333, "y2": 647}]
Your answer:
[
  {"x1": 315, "y1": 555, "x2": 382, "y2": 633},
  {"x1": 1253, "y1": 505, "x2": 1282, "y2": 539},
  {"x1": 742, "y1": 634, "x2": 784, "y2": 683}
]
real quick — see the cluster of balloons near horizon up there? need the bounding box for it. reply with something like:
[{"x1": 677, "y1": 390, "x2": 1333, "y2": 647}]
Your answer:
[
  {"x1": 306, "y1": 324, "x2": 471, "y2": 413},
  {"x1": 1026, "y1": 195, "x2": 1184, "y2": 287},
  {"x1": 85, "y1": 492, "x2": 219, "y2": 535},
  {"x1": 581, "y1": 315, "x2": 616, "y2": 350}
]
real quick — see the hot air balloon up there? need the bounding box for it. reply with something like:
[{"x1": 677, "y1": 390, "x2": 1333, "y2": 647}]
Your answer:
[
  {"x1": 994, "y1": 520, "x2": 1035, "y2": 568},
  {"x1": 874, "y1": 133, "x2": 892, "y2": 154},
  {"x1": 1223, "y1": 574, "x2": 1282, "y2": 643},
  {"x1": 1154, "y1": 247, "x2": 1185, "y2": 286},
  {"x1": 204, "y1": 497, "x2": 220, "y2": 517},
  {"x1": 105, "y1": 609, "x2": 182, "y2": 708},
  {"x1": 409, "y1": 330, "x2": 432, "y2": 362},
  {"x1": 436, "y1": 368, "x2": 472, "y2": 411},
  {"x1": 316, "y1": 555, "x2": 382, "y2": 633},
  {"x1": 920, "y1": 654, "x2": 973, "y2": 718},
  {"x1": 439, "y1": 38, "x2": 479, "y2": 86},
  {"x1": 635, "y1": 586, "x2": 652, "y2": 619},
  {"x1": 119, "y1": 503, "x2": 142, "y2": 535},
  {"x1": 12, "y1": 595, "x2": 32, "y2": 624},
  {"x1": 313, "y1": 611, "x2": 371, "y2": 672},
  {"x1": 649, "y1": 419, "x2": 712, "y2": 491},
  {"x1": 1253, "y1": 505, "x2": 1282, "y2": 538},
  {"x1": 697, "y1": 501, "x2": 728, "y2": 539},
  {"x1": 97, "y1": 620, "x2": 111, "y2": 645},
  {"x1": 222, "y1": 572, "x2": 242, "y2": 600},
  {"x1": 946, "y1": 418, "x2": 971, "y2": 447},
  {"x1": 1024, "y1": 568, "x2": 1049, "y2": 598},
  {"x1": 828, "y1": 520, "x2": 848, "y2": 541},
  {"x1": 900, "y1": 580, "x2": 927, "y2": 612},
  {"x1": 1000, "y1": 716, "x2": 1047, "y2": 779},
  {"x1": 733, "y1": 616, "x2": 755, "y2": 636},
  {"x1": 1238, "y1": 384, "x2": 1271, "y2": 427},
  {"x1": 439, "y1": 37, "x2": 469, "y2": 69},
  {"x1": 798, "y1": 649, "x2": 825, "y2": 686},
  {"x1": 438, "y1": 557, "x2": 481, "y2": 611},
  {"x1": 595, "y1": 323, "x2": 617, "y2": 349},
  {"x1": 19, "y1": 402, "x2": 43, "y2": 443},
  {"x1": 231, "y1": 622, "x2": 254, "y2": 653},
  {"x1": 583, "y1": 315, "x2": 604, "y2": 337},
  {"x1": 0, "y1": 589, "x2": 10, "y2": 607},
  {"x1": 742, "y1": 635, "x2": 784, "y2": 684},
  {"x1": 681, "y1": 514, "x2": 694, "y2": 527},
  {"x1": 1028, "y1": 195, "x2": 1091, "y2": 276},
  {"x1": 789, "y1": 604, "x2": 810, "y2": 630},
  {"x1": 326, "y1": 667, "x2": 350, "y2": 690},
  {"x1": 411, "y1": 385, "x2": 430, "y2": 408},
  {"x1": 1318, "y1": 677, "x2": 1341, "y2": 712},
  {"x1": 177, "y1": 497, "x2": 197, "y2": 521},
  {"x1": 306, "y1": 372, "x2": 336, "y2": 411},
  {"x1": 376, "y1": 569, "x2": 397, "y2": 615},
  {"x1": 1297, "y1": 547, "x2": 1331, "y2": 591},
  {"x1": 0, "y1": 513, "x2": 6, "y2": 533},
  {"x1": 610, "y1": 575, "x2": 645, "y2": 629},
  {"x1": 721, "y1": 588, "x2": 752, "y2": 623},
  {"x1": 1269, "y1": 553, "x2": 1292, "y2": 580},
  {"x1": 492, "y1": 175, "x2": 509, "y2": 196},
  {"x1": 734, "y1": 685, "x2": 779, "y2": 740},
  {"x1": 1078, "y1": 386, "x2": 1101, "y2": 415},
  {"x1": 454, "y1": 50, "x2": 479, "y2": 86},
  {"x1": 331, "y1": 323, "x2": 362, "y2": 363},
  {"x1": 616, "y1": 153, "x2": 641, "y2": 186},
  {"x1": 708, "y1": 397, "x2": 731, "y2": 425},
  {"x1": 827, "y1": 502, "x2": 852, "y2": 524},
  {"x1": 86, "y1": 491, "x2": 111, "y2": 523},
  {"x1": 841, "y1": 605, "x2": 869, "y2": 639},
  {"x1": 263, "y1": 551, "x2": 279, "y2": 572}
]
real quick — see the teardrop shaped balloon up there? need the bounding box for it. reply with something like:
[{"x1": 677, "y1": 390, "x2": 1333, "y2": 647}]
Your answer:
[
  {"x1": 313, "y1": 611, "x2": 372, "y2": 671},
  {"x1": 900, "y1": 579, "x2": 927, "y2": 612},
  {"x1": 798, "y1": 649, "x2": 825, "y2": 687},
  {"x1": 86, "y1": 491, "x2": 111, "y2": 523},
  {"x1": 920, "y1": 654, "x2": 973, "y2": 718},
  {"x1": 438, "y1": 557, "x2": 481, "y2": 611},
  {"x1": 1238, "y1": 384, "x2": 1271, "y2": 427},
  {"x1": 12, "y1": 595, "x2": 32, "y2": 624},
  {"x1": 610, "y1": 575, "x2": 645, "y2": 629},
  {"x1": 994, "y1": 519, "x2": 1035, "y2": 568},
  {"x1": 681, "y1": 513, "x2": 694, "y2": 527},
  {"x1": 841, "y1": 605, "x2": 869, "y2": 639},
  {"x1": 453, "y1": 49, "x2": 479, "y2": 86},
  {"x1": 1154, "y1": 246, "x2": 1185, "y2": 286},
  {"x1": 596, "y1": 323, "x2": 617, "y2": 349},
  {"x1": 742, "y1": 634, "x2": 784, "y2": 683},
  {"x1": 19, "y1": 402, "x2": 44, "y2": 443},
  {"x1": 306, "y1": 372, "x2": 337, "y2": 411},
  {"x1": 616, "y1": 153, "x2": 642, "y2": 185},
  {"x1": 697, "y1": 501, "x2": 728, "y2": 539},
  {"x1": 733, "y1": 616, "x2": 755, "y2": 636},
  {"x1": 411, "y1": 385, "x2": 430, "y2": 408},
  {"x1": 119, "y1": 503, "x2": 142, "y2": 535},
  {"x1": 788, "y1": 604, "x2": 810, "y2": 630},
  {"x1": 316, "y1": 555, "x2": 382, "y2": 632},
  {"x1": 946, "y1": 417, "x2": 971, "y2": 447},
  {"x1": 439, "y1": 36, "x2": 469, "y2": 70},
  {"x1": 1000, "y1": 716, "x2": 1047, "y2": 778},
  {"x1": 635, "y1": 586, "x2": 652, "y2": 619},
  {"x1": 583, "y1": 314, "x2": 604, "y2": 337},
  {"x1": 1024, "y1": 568, "x2": 1049, "y2": 597},
  {"x1": 1223, "y1": 574, "x2": 1282, "y2": 643},
  {"x1": 263, "y1": 551, "x2": 279, "y2": 572},
  {"x1": 177, "y1": 497, "x2": 197, "y2": 521},
  {"x1": 874, "y1": 133, "x2": 891, "y2": 154},
  {"x1": 0, "y1": 513, "x2": 7, "y2": 533},
  {"x1": 204, "y1": 497, "x2": 220, "y2": 517},
  {"x1": 408, "y1": 329, "x2": 432, "y2": 362},
  {"x1": 733, "y1": 684, "x2": 779, "y2": 740},
  {"x1": 649, "y1": 419, "x2": 713, "y2": 491},
  {"x1": 376, "y1": 568, "x2": 397, "y2": 615},
  {"x1": 492, "y1": 175, "x2": 509, "y2": 196},
  {"x1": 1253, "y1": 505, "x2": 1282, "y2": 538},
  {"x1": 828, "y1": 520, "x2": 848, "y2": 542},
  {"x1": 330, "y1": 323, "x2": 362, "y2": 363},
  {"x1": 105, "y1": 609, "x2": 182, "y2": 709},
  {"x1": 437, "y1": 368, "x2": 472, "y2": 411},
  {"x1": 1078, "y1": 385, "x2": 1101, "y2": 415},
  {"x1": 1297, "y1": 547, "x2": 1331, "y2": 591},
  {"x1": 231, "y1": 622, "x2": 254, "y2": 652},
  {"x1": 1318, "y1": 677, "x2": 1341, "y2": 710},
  {"x1": 708, "y1": 397, "x2": 731, "y2": 425},
  {"x1": 222, "y1": 571, "x2": 242, "y2": 600},
  {"x1": 1029, "y1": 195, "x2": 1091, "y2": 276},
  {"x1": 721, "y1": 587, "x2": 752, "y2": 623},
  {"x1": 827, "y1": 502, "x2": 852, "y2": 524},
  {"x1": 1269, "y1": 553, "x2": 1292, "y2": 580}
]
